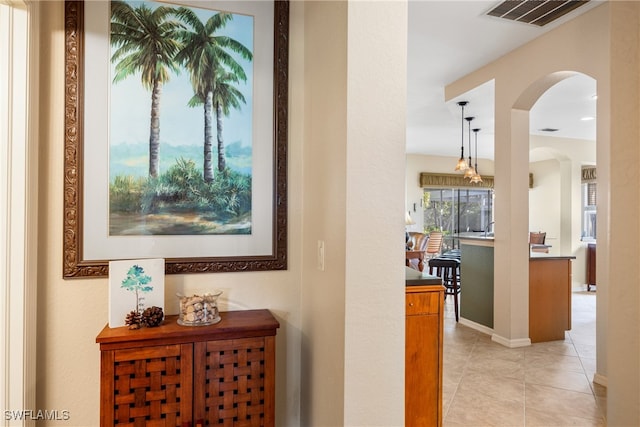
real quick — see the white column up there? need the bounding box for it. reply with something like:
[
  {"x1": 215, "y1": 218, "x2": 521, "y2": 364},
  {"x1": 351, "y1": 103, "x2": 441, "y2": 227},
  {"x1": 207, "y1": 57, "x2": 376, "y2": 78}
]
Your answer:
[
  {"x1": 491, "y1": 106, "x2": 531, "y2": 347},
  {"x1": 0, "y1": 2, "x2": 38, "y2": 425},
  {"x1": 344, "y1": 1, "x2": 408, "y2": 425}
]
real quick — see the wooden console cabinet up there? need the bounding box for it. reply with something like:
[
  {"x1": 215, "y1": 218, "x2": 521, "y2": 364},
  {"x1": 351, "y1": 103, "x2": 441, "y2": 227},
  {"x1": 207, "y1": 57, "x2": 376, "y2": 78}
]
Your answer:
[
  {"x1": 587, "y1": 243, "x2": 596, "y2": 291},
  {"x1": 529, "y1": 256, "x2": 574, "y2": 343},
  {"x1": 96, "y1": 309, "x2": 279, "y2": 427},
  {"x1": 405, "y1": 275, "x2": 444, "y2": 427}
]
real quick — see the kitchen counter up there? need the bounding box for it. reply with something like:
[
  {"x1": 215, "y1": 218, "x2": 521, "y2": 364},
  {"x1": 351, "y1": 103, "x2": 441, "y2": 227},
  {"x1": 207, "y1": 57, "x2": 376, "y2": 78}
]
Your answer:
[
  {"x1": 458, "y1": 234, "x2": 495, "y2": 257},
  {"x1": 405, "y1": 267, "x2": 442, "y2": 287},
  {"x1": 458, "y1": 232, "x2": 495, "y2": 242}
]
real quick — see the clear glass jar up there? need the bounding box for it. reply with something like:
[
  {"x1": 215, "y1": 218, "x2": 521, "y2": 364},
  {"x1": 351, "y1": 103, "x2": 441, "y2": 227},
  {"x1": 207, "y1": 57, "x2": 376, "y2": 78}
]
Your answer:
[{"x1": 176, "y1": 290, "x2": 222, "y2": 326}]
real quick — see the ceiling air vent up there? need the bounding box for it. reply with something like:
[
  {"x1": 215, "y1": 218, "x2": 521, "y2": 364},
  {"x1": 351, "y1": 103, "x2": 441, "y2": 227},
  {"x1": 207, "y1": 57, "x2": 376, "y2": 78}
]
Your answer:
[{"x1": 486, "y1": 0, "x2": 590, "y2": 27}]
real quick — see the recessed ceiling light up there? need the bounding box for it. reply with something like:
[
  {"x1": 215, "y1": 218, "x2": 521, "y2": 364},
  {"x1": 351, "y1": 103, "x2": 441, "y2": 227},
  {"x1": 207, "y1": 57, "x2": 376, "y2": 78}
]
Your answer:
[{"x1": 581, "y1": 116, "x2": 595, "y2": 121}]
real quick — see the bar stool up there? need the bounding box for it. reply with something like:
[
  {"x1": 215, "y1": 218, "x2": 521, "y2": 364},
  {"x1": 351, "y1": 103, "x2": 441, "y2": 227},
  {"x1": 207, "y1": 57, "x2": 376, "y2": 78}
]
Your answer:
[{"x1": 428, "y1": 257, "x2": 461, "y2": 322}]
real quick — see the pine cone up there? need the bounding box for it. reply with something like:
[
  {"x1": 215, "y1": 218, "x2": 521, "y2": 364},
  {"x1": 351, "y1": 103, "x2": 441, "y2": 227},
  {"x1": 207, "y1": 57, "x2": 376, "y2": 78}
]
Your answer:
[
  {"x1": 141, "y1": 306, "x2": 164, "y2": 327},
  {"x1": 124, "y1": 310, "x2": 142, "y2": 330}
]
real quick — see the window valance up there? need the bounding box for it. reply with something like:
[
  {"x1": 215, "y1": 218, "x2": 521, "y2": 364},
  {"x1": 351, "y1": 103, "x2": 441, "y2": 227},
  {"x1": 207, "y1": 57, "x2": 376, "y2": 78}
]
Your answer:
[
  {"x1": 419, "y1": 173, "x2": 494, "y2": 189},
  {"x1": 419, "y1": 172, "x2": 535, "y2": 189},
  {"x1": 581, "y1": 166, "x2": 596, "y2": 183}
]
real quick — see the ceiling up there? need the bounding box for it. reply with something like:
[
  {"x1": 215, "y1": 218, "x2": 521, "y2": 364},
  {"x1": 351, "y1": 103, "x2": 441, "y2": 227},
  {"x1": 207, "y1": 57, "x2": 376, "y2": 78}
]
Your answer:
[{"x1": 406, "y1": 0, "x2": 603, "y2": 160}]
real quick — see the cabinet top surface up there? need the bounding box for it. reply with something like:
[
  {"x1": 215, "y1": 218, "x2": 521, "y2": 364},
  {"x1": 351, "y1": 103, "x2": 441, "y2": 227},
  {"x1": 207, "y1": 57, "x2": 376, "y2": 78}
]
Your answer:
[
  {"x1": 405, "y1": 267, "x2": 442, "y2": 286},
  {"x1": 96, "y1": 309, "x2": 279, "y2": 346},
  {"x1": 530, "y1": 254, "x2": 577, "y2": 260}
]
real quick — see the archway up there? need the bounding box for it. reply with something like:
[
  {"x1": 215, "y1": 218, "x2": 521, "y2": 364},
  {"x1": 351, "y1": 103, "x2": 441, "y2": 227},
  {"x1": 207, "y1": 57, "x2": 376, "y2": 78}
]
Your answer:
[{"x1": 512, "y1": 71, "x2": 603, "y2": 390}]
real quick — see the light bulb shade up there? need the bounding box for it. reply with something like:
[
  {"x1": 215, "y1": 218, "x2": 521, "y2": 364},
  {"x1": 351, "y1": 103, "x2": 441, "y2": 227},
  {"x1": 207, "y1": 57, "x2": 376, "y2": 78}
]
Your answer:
[
  {"x1": 464, "y1": 166, "x2": 476, "y2": 179},
  {"x1": 454, "y1": 101, "x2": 469, "y2": 172},
  {"x1": 455, "y1": 157, "x2": 468, "y2": 171},
  {"x1": 470, "y1": 172, "x2": 483, "y2": 183},
  {"x1": 405, "y1": 211, "x2": 415, "y2": 225}
]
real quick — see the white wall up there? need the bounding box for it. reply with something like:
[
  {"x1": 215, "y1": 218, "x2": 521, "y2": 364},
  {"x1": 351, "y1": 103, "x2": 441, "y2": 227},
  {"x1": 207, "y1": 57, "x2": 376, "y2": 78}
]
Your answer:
[{"x1": 529, "y1": 159, "x2": 562, "y2": 249}]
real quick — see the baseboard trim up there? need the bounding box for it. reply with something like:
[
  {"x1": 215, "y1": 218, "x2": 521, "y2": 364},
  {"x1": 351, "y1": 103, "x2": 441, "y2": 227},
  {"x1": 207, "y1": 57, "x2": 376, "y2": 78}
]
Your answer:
[
  {"x1": 458, "y1": 317, "x2": 494, "y2": 336},
  {"x1": 457, "y1": 318, "x2": 533, "y2": 348},
  {"x1": 593, "y1": 373, "x2": 608, "y2": 387},
  {"x1": 491, "y1": 334, "x2": 532, "y2": 348}
]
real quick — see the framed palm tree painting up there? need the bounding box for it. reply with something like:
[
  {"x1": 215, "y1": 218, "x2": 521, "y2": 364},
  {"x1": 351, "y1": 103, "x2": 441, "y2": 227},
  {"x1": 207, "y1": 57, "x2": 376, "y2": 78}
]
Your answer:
[{"x1": 63, "y1": 0, "x2": 288, "y2": 278}]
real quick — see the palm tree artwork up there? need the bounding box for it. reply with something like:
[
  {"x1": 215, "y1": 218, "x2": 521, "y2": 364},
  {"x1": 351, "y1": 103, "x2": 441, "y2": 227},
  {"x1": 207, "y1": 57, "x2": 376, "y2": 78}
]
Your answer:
[
  {"x1": 108, "y1": 1, "x2": 254, "y2": 236},
  {"x1": 212, "y1": 69, "x2": 248, "y2": 173},
  {"x1": 110, "y1": 0, "x2": 183, "y2": 178},
  {"x1": 173, "y1": 7, "x2": 252, "y2": 181}
]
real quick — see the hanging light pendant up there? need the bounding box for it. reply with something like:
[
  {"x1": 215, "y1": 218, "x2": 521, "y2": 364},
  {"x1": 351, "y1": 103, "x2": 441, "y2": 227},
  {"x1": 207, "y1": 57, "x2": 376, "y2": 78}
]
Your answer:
[
  {"x1": 470, "y1": 128, "x2": 483, "y2": 184},
  {"x1": 464, "y1": 116, "x2": 476, "y2": 179},
  {"x1": 454, "y1": 101, "x2": 469, "y2": 171}
]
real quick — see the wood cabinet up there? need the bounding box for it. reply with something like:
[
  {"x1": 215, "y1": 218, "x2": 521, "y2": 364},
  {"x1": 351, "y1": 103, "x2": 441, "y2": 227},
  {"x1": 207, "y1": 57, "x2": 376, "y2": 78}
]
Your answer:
[
  {"x1": 96, "y1": 310, "x2": 279, "y2": 427},
  {"x1": 587, "y1": 243, "x2": 596, "y2": 291},
  {"x1": 529, "y1": 257, "x2": 574, "y2": 343},
  {"x1": 405, "y1": 284, "x2": 444, "y2": 426}
]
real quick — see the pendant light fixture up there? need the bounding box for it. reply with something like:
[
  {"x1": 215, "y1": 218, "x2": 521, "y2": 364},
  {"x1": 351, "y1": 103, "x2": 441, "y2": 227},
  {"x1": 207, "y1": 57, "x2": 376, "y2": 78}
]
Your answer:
[
  {"x1": 464, "y1": 116, "x2": 476, "y2": 179},
  {"x1": 454, "y1": 101, "x2": 469, "y2": 171},
  {"x1": 470, "y1": 128, "x2": 483, "y2": 184}
]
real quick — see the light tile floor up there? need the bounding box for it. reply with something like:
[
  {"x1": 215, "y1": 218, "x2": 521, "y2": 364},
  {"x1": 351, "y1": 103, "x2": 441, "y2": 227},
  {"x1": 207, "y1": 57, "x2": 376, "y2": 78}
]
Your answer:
[{"x1": 443, "y1": 289, "x2": 606, "y2": 426}]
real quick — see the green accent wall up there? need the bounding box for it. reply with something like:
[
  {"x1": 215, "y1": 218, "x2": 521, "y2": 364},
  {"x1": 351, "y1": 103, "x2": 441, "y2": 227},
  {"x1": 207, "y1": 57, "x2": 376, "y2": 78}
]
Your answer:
[{"x1": 460, "y1": 243, "x2": 494, "y2": 328}]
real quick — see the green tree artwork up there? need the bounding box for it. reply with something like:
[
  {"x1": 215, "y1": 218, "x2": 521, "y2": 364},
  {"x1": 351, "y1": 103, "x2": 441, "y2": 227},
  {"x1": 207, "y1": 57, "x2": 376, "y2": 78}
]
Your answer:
[{"x1": 120, "y1": 264, "x2": 154, "y2": 314}]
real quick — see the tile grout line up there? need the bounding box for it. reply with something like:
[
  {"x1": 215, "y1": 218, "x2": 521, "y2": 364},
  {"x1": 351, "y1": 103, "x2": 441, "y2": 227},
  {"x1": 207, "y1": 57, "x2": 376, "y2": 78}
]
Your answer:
[
  {"x1": 567, "y1": 291, "x2": 607, "y2": 424},
  {"x1": 442, "y1": 291, "x2": 604, "y2": 426},
  {"x1": 442, "y1": 301, "x2": 479, "y2": 423}
]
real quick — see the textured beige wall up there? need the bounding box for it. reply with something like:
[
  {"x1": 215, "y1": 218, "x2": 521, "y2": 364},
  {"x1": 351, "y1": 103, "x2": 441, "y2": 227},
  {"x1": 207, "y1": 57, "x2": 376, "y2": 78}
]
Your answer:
[
  {"x1": 300, "y1": 1, "x2": 407, "y2": 426},
  {"x1": 343, "y1": 1, "x2": 406, "y2": 425},
  {"x1": 606, "y1": 2, "x2": 640, "y2": 424},
  {"x1": 300, "y1": 2, "x2": 348, "y2": 425},
  {"x1": 37, "y1": 3, "x2": 105, "y2": 423},
  {"x1": 37, "y1": 1, "x2": 408, "y2": 426},
  {"x1": 37, "y1": 1, "x2": 304, "y2": 425}
]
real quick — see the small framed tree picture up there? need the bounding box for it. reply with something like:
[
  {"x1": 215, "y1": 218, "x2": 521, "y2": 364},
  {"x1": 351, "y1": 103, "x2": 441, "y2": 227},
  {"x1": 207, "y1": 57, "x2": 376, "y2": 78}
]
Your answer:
[{"x1": 109, "y1": 258, "x2": 165, "y2": 327}]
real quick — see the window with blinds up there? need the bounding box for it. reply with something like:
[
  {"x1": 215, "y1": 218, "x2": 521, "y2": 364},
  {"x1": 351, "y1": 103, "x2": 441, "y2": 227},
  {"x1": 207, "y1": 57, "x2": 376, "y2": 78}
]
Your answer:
[
  {"x1": 423, "y1": 187, "x2": 494, "y2": 251},
  {"x1": 581, "y1": 166, "x2": 596, "y2": 241}
]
